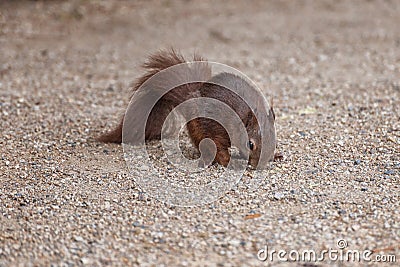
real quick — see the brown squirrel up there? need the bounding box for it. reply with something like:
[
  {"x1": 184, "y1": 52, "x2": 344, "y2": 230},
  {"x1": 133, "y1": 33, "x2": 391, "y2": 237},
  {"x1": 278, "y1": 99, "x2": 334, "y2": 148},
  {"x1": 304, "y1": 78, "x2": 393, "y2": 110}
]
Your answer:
[{"x1": 98, "y1": 50, "x2": 277, "y2": 168}]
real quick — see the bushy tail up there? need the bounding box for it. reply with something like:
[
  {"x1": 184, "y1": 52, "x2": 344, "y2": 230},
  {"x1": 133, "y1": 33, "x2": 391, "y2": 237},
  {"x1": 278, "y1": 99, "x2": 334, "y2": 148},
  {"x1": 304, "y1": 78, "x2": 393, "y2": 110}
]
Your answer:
[{"x1": 97, "y1": 49, "x2": 210, "y2": 143}]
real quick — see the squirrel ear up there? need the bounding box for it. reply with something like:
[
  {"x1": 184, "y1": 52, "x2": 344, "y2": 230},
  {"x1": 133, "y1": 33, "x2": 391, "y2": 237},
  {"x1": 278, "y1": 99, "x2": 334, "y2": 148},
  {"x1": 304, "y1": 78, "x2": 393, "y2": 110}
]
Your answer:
[
  {"x1": 270, "y1": 106, "x2": 275, "y2": 120},
  {"x1": 269, "y1": 97, "x2": 275, "y2": 120}
]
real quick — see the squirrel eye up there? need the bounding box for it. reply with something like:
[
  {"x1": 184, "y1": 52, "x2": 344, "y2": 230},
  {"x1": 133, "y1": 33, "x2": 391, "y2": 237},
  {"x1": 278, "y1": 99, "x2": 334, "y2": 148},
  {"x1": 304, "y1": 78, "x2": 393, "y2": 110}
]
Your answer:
[{"x1": 248, "y1": 140, "x2": 254, "y2": 150}]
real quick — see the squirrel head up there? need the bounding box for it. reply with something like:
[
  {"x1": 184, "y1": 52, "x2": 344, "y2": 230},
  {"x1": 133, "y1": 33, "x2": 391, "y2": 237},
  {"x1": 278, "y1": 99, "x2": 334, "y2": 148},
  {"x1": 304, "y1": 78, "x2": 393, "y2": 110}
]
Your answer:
[
  {"x1": 203, "y1": 72, "x2": 276, "y2": 169},
  {"x1": 244, "y1": 103, "x2": 276, "y2": 168}
]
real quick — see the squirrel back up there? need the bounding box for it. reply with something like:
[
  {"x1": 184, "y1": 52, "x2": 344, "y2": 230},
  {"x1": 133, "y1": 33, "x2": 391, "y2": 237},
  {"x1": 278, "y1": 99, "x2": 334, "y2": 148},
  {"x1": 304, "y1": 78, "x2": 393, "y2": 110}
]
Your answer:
[{"x1": 97, "y1": 50, "x2": 209, "y2": 143}]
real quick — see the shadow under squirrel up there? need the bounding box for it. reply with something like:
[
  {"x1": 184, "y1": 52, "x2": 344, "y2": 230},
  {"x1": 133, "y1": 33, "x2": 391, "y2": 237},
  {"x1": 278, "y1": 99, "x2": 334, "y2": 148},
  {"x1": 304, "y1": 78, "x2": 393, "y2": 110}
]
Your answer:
[{"x1": 98, "y1": 50, "x2": 277, "y2": 168}]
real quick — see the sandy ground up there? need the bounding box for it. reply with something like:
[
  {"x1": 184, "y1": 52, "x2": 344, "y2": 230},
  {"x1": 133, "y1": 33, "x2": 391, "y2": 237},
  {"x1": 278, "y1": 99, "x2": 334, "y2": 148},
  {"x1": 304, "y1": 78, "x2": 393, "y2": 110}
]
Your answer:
[{"x1": 0, "y1": 0, "x2": 399, "y2": 266}]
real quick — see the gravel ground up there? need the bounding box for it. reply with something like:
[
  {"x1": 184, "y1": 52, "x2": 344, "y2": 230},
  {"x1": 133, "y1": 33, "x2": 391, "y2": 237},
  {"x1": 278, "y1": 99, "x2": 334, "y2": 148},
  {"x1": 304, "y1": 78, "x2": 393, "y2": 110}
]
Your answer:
[{"x1": 1, "y1": 0, "x2": 399, "y2": 266}]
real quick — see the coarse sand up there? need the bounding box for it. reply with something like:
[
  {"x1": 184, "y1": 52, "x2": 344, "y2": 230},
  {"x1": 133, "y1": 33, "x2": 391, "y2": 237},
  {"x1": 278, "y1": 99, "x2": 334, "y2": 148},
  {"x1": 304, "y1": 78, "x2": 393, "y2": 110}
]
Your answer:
[{"x1": 0, "y1": 1, "x2": 399, "y2": 266}]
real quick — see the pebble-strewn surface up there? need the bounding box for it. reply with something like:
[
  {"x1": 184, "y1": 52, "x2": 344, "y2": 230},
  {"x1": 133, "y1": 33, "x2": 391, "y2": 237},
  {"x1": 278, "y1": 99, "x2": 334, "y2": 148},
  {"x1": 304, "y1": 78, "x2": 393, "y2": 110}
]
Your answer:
[{"x1": 0, "y1": 1, "x2": 399, "y2": 266}]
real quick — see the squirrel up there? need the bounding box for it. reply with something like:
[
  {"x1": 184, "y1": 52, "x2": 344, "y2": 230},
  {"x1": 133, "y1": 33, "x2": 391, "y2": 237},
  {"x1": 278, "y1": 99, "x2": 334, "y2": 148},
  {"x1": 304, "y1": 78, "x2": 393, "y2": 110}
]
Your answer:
[{"x1": 97, "y1": 50, "x2": 277, "y2": 168}]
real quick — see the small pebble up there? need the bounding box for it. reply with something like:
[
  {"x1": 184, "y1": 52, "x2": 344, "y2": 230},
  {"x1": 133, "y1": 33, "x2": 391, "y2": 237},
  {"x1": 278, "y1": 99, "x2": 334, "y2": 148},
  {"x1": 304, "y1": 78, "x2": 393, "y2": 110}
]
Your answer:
[{"x1": 274, "y1": 192, "x2": 285, "y2": 200}]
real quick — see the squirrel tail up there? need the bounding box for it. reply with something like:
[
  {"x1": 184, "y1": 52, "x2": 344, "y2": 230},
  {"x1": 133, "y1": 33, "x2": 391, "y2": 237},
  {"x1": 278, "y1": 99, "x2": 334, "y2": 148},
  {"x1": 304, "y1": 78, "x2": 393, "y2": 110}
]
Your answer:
[{"x1": 97, "y1": 49, "x2": 210, "y2": 143}]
